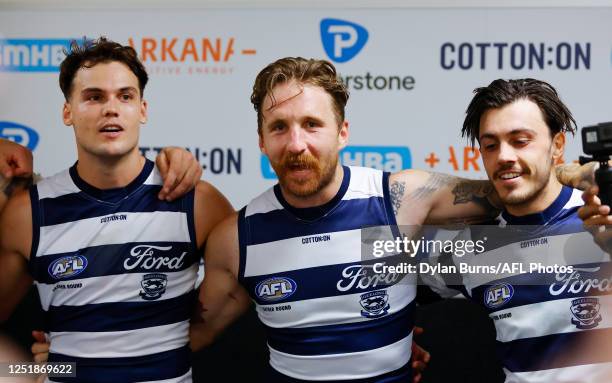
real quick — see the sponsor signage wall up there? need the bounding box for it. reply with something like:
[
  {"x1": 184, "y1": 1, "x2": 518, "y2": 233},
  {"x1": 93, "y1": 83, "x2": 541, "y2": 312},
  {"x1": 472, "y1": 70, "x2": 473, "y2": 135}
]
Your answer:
[{"x1": 1, "y1": 8, "x2": 610, "y2": 207}]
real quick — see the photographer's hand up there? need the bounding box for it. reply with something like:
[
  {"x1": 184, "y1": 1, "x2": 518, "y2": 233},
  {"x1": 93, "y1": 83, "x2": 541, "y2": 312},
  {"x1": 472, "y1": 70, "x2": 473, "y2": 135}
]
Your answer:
[{"x1": 579, "y1": 186, "x2": 612, "y2": 254}]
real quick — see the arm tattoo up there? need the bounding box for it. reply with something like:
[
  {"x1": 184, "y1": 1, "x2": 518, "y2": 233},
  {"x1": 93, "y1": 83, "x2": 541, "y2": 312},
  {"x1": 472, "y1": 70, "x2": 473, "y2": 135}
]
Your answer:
[
  {"x1": 389, "y1": 181, "x2": 406, "y2": 216},
  {"x1": 451, "y1": 180, "x2": 494, "y2": 206},
  {"x1": 409, "y1": 173, "x2": 456, "y2": 201},
  {"x1": 0, "y1": 175, "x2": 33, "y2": 198}
]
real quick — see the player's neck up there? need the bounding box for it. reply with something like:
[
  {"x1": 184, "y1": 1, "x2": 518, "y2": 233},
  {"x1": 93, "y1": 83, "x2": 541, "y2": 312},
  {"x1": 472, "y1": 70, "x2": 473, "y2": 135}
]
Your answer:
[
  {"x1": 504, "y1": 173, "x2": 563, "y2": 217},
  {"x1": 281, "y1": 164, "x2": 344, "y2": 209},
  {"x1": 76, "y1": 149, "x2": 146, "y2": 190}
]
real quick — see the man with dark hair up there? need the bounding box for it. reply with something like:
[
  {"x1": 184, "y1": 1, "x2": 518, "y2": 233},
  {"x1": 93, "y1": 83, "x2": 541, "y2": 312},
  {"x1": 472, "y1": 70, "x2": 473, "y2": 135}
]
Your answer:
[
  {"x1": 188, "y1": 61, "x2": 593, "y2": 382},
  {"x1": 423, "y1": 78, "x2": 612, "y2": 382},
  {"x1": 0, "y1": 37, "x2": 233, "y2": 382}
]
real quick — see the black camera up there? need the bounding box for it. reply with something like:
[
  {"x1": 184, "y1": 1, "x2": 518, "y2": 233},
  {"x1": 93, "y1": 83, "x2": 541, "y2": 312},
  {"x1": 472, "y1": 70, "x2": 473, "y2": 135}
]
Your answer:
[{"x1": 581, "y1": 122, "x2": 612, "y2": 207}]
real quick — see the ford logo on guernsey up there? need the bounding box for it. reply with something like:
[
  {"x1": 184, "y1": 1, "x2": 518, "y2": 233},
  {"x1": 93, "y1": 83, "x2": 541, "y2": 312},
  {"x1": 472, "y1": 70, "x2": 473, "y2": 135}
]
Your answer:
[
  {"x1": 48, "y1": 255, "x2": 88, "y2": 280},
  {"x1": 484, "y1": 283, "x2": 514, "y2": 309},
  {"x1": 260, "y1": 145, "x2": 412, "y2": 179},
  {"x1": 320, "y1": 18, "x2": 368, "y2": 63},
  {"x1": 0, "y1": 121, "x2": 39, "y2": 150},
  {"x1": 255, "y1": 277, "x2": 297, "y2": 302}
]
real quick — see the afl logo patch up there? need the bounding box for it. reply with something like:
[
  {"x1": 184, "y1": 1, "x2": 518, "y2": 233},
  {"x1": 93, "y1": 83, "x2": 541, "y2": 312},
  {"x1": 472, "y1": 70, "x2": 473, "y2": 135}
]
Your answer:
[
  {"x1": 484, "y1": 283, "x2": 514, "y2": 309},
  {"x1": 255, "y1": 277, "x2": 297, "y2": 302},
  {"x1": 48, "y1": 255, "x2": 88, "y2": 280}
]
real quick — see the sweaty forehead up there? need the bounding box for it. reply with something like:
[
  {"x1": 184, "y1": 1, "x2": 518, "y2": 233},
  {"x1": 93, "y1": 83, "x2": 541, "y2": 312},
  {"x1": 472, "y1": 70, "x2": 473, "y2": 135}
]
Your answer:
[{"x1": 261, "y1": 81, "x2": 304, "y2": 112}]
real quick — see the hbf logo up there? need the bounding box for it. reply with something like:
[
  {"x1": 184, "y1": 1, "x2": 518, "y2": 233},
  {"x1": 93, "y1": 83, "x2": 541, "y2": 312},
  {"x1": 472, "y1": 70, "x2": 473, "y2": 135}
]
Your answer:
[
  {"x1": 255, "y1": 277, "x2": 297, "y2": 302},
  {"x1": 260, "y1": 146, "x2": 411, "y2": 179},
  {"x1": 0, "y1": 39, "x2": 72, "y2": 72},
  {"x1": 320, "y1": 18, "x2": 368, "y2": 63},
  {"x1": 0, "y1": 121, "x2": 39, "y2": 150},
  {"x1": 484, "y1": 283, "x2": 514, "y2": 309},
  {"x1": 48, "y1": 255, "x2": 88, "y2": 280}
]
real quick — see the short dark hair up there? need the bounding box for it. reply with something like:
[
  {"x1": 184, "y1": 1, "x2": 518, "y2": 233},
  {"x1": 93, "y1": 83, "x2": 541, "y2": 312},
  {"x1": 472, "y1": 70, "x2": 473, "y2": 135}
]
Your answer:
[
  {"x1": 250, "y1": 57, "x2": 349, "y2": 134},
  {"x1": 59, "y1": 37, "x2": 148, "y2": 100},
  {"x1": 462, "y1": 78, "x2": 576, "y2": 146}
]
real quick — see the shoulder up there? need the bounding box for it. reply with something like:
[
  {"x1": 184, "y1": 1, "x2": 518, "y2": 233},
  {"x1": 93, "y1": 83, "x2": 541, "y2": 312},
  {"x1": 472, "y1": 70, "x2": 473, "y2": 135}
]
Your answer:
[
  {"x1": 0, "y1": 188, "x2": 32, "y2": 258},
  {"x1": 193, "y1": 181, "x2": 234, "y2": 248},
  {"x1": 205, "y1": 212, "x2": 240, "y2": 275}
]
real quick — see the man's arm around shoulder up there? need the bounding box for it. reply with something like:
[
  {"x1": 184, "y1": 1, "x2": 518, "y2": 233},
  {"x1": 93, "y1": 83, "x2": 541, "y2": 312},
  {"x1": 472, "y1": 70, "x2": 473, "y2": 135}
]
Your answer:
[{"x1": 390, "y1": 169, "x2": 498, "y2": 226}]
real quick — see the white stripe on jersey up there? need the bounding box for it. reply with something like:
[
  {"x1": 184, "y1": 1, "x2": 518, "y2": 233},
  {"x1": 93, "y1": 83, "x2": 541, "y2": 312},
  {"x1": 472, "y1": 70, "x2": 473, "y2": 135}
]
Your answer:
[
  {"x1": 49, "y1": 322, "x2": 189, "y2": 358},
  {"x1": 244, "y1": 226, "x2": 397, "y2": 277},
  {"x1": 269, "y1": 333, "x2": 412, "y2": 381},
  {"x1": 343, "y1": 166, "x2": 385, "y2": 200},
  {"x1": 143, "y1": 167, "x2": 163, "y2": 186},
  {"x1": 493, "y1": 295, "x2": 612, "y2": 342},
  {"x1": 503, "y1": 363, "x2": 612, "y2": 383},
  {"x1": 244, "y1": 189, "x2": 283, "y2": 217},
  {"x1": 257, "y1": 280, "x2": 415, "y2": 329},
  {"x1": 37, "y1": 264, "x2": 198, "y2": 310},
  {"x1": 37, "y1": 211, "x2": 191, "y2": 257},
  {"x1": 36, "y1": 170, "x2": 80, "y2": 199},
  {"x1": 245, "y1": 229, "x2": 361, "y2": 276},
  {"x1": 462, "y1": 231, "x2": 606, "y2": 292}
]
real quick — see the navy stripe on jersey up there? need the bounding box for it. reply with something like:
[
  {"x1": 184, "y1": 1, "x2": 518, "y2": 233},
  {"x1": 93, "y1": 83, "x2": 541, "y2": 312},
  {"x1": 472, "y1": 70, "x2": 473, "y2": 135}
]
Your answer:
[
  {"x1": 469, "y1": 217, "x2": 584, "y2": 253},
  {"x1": 237, "y1": 207, "x2": 248, "y2": 285},
  {"x1": 48, "y1": 345, "x2": 191, "y2": 383},
  {"x1": 266, "y1": 361, "x2": 412, "y2": 383},
  {"x1": 498, "y1": 327, "x2": 612, "y2": 373},
  {"x1": 243, "y1": 253, "x2": 412, "y2": 305},
  {"x1": 29, "y1": 185, "x2": 41, "y2": 268},
  {"x1": 266, "y1": 301, "x2": 415, "y2": 356},
  {"x1": 381, "y1": 171, "x2": 398, "y2": 228},
  {"x1": 38, "y1": 185, "x2": 186, "y2": 226},
  {"x1": 471, "y1": 261, "x2": 612, "y2": 313},
  {"x1": 33, "y1": 242, "x2": 198, "y2": 283},
  {"x1": 245, "y1": 196, "x2": 392, "y2": 246},
  {"x1": 69, "y1": 160, "x2": 155, "y2": 203},
  {"x1": 47, "y1": 291, "x2": 196, "y2": 332}
]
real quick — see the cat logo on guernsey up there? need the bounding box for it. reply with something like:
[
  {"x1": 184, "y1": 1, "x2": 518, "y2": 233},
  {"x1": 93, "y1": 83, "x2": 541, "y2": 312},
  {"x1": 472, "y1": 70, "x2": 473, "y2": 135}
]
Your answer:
[
  {"x1": 484, "y1": 283, "x2": 514, "y2": 309},
  {"x1": 48, "y1": 255, "x2": 88, "y2": 280},
  {"x1": 255, "y1": 277, "x2": 297, "y2": 302},
  {"x1": 570, "y1": 297, "x2": 602, "y2": 330},
  {"x1": 360, "y1": 290, "x2": 390, "y2": 318},
  {"x1": 139, "y1": 273, "x2": 168, "y2": 300}
]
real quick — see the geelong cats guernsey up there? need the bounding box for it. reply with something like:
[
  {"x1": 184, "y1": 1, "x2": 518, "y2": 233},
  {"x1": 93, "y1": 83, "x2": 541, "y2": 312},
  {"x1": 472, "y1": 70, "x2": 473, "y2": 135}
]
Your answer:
[
  {"x1": 426, "y1": 186, "x2": 612, "y2": 382},
  {"x1": 238, "y1": 166, "x2": 416, "y2": 382},
  {"x1": 29, "y1": 160, "x2": 198, "y2": 383}
]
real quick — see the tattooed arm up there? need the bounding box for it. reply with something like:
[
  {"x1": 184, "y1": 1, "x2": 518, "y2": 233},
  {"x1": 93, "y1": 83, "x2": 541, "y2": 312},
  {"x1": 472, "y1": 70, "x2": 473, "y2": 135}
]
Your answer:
[
  {"x1": 389, "y1": 170, "x2": 500, "y2": 226},
  {"x1": 555, "y1": 162, "x2": 597, "y2": 190}
]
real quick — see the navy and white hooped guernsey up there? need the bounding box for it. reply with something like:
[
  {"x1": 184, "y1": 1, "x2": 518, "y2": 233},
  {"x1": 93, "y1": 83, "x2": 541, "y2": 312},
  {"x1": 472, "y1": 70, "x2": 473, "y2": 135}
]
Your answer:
[
  {"x1": 238, "y1": 166, "x2": 416, "y2": 382},
  {"x1": 426, "y1": 186, "x2": 612, "y2": 382},
  {"x1": 29, "y1": 160, "x2": 198, "y2": 383}
]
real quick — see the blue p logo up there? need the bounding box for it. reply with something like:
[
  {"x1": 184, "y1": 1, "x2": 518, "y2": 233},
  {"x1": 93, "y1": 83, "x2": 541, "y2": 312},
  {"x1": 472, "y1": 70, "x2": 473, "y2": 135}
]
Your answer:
[
  {"x1": 320, "y1": 18, "x2": 369, "y2": 63},
  {"x1": 0, "y1": 121, "x2": 39, "y2": 150}
]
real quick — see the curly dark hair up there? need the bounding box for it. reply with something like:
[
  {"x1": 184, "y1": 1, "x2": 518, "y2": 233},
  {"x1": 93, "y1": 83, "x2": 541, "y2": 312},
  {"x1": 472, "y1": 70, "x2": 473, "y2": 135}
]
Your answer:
[
  {"x1": 59, "y1": 37, "x2": 148, "y2": 100},
  {"x1": 251, "y1": 57, "x2": 349, "y2": 134},
  {"x1": 462, "y1": 78, "x2": 576, "y2": 146}
]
